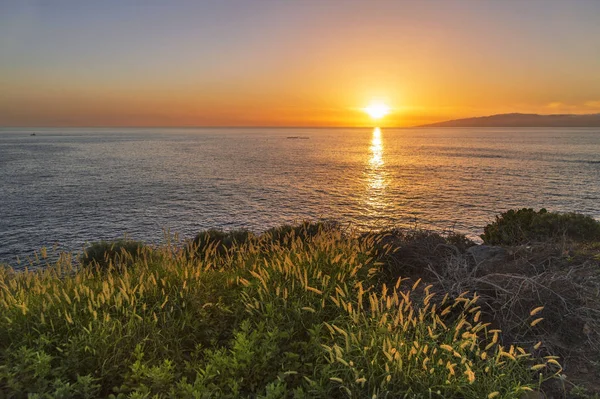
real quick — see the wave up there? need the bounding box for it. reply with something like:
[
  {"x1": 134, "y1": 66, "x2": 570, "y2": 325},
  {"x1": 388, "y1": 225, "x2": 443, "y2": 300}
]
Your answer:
[{"x1": 564, "y1": 159, "x2": 600, "y2": 165}]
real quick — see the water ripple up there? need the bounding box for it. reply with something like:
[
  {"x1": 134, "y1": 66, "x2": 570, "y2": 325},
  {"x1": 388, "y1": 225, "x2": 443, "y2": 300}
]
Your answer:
[{"x1": 1, "y1": 127, "x2": 599, "y2": 267}]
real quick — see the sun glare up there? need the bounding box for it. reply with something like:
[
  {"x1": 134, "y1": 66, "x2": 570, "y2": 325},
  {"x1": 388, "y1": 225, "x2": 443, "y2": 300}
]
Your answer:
[{"x1": 364, "y1": 103, "x2": 390, "y2": 120}]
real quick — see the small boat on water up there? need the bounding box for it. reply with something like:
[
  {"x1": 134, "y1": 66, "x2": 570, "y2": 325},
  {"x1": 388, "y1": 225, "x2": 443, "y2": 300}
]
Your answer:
[
  {"x1": 286, "y1": 136, "x2": 309, "y2": 140},
  {"x1": 30, "y1": 133, "x2": 36, "y2": 136}
]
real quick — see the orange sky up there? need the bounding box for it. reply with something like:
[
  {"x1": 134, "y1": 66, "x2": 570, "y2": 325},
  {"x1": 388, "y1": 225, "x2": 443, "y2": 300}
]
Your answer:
[{"x1": 1, "y1": 1, "x2": 600, "y2": 127}]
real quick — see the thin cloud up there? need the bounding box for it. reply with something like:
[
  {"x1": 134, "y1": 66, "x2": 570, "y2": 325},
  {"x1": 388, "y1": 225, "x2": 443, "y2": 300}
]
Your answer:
[{"x1": 544, "y1": 101, "x2": 600, "y2": 113}]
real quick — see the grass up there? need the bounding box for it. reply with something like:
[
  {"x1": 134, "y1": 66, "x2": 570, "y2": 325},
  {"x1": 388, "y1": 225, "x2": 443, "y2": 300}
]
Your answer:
[
  {"x1": 189, "y1": 229, "x2": 255, "y2": 259},
  {"x1": 2, "y1": 215, "x2": 596, "y2": 398},
  {"x1": 80, "y1": 239, "x2": 145, "y2": 271}
]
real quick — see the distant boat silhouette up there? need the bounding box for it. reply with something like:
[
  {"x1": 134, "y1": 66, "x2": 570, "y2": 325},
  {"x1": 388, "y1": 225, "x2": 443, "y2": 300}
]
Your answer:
[
  {"x1": 30, "y1": 133, "x2": 36, "y2": 136},
  {"x1": 286, "y1": 136, "x2": 309, "y2": 139}
]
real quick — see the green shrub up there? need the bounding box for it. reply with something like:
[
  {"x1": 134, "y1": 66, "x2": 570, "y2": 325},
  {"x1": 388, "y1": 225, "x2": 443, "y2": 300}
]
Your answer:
[
  {"x1": 0, "y1": 345, "x2": 100, "y2": 398},
  {"x1": 262, "y1": 220, "x2": 341, "y2": 245},
  {"x1": 190, "y1": 229, "x2": 255, "y2": 258},
  {"x1": 481, "y1": 208, "x2": 600, "y2": 245},
  {"x1": 80, "y1": 239, "x2": 145, "y2": 270}
]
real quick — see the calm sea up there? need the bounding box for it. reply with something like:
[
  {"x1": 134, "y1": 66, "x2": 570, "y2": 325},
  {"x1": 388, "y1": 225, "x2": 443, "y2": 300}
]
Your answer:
[{"x1": 1, "y1": 127, "x2": 599, "y2": 266}]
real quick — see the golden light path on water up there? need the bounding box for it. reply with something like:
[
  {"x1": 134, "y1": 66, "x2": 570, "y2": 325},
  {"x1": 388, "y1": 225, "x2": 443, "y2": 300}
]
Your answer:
[
  {"x1": 2, "y1": 127, "x2": 600, "y2": 265},
  {"x1": 364, "y1": 127, "x2": 391, "y2": 222}
]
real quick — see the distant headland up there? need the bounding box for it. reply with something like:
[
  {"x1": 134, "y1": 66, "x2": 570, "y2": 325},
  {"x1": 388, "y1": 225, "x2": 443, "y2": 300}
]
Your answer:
[{"x1": 418, "y1": 113, "x2": 600, "y2": 128}]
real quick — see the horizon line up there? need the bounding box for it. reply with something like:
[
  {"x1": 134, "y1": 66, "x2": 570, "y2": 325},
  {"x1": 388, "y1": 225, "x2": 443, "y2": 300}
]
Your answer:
[
  {"x1": 3, "y1": 112, "x2": 600, "y2": 130},
  {"x1": 0, "y1": 125, "x2": 412, "y2": 129}
]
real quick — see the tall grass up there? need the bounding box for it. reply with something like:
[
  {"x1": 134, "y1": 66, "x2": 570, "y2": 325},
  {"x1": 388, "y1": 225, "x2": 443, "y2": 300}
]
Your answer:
[{"x1": 0, "y1": 226, "x2": 561, "y2": 398}]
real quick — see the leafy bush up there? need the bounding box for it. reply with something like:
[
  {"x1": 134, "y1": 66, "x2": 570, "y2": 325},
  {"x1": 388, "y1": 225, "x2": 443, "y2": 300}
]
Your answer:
[
  {"x1": 0, "y1": 345, "x2": 100, "y2": 398},
  {"x1": 481, "y1": 208, "x2": 600, "y2": 245},
  {"x1": 261, "y1": 220, "x2": 341, "y2": 246},
  {"x1": 80, "y1": 239, "x2": 145, "y2": 270},
  {"x1": 189, "y1": 229, "x2": 255, "y2": 259}
]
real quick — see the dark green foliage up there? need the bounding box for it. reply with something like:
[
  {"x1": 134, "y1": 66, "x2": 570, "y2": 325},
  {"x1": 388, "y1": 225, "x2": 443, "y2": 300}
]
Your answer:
[
  {"x1": 262, "y1": 220, "x2": 341, "y2": 245},
  {"x1": 190, "y1": 229, "x2": 255, "y2": 258},
  {"x1": 482, "y1": 208, "x2": 600, "y2": 245},
  {"x1": 80, "y1": 239, "x2": 145, "y2": 270},
  {"x1": 0, "y1": 346, "x2": 100, "y2": 398}
]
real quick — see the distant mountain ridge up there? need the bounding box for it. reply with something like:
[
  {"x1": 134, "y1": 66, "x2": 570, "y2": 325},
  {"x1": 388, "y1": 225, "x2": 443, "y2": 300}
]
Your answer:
[{"x1": 418, "y1": 113, "x2": 600, "y2": 127}]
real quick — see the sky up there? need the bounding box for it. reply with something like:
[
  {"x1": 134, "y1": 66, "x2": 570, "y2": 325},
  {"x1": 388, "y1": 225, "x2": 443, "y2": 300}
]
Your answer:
[{"x1": 1, "y1": 0, "x2": 600, "y2": 127}]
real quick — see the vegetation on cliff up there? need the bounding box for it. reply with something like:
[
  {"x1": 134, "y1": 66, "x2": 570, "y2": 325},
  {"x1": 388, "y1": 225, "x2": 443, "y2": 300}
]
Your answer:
[{"x1": 0, "y1": 210, "x2": 599, "y2": 398}]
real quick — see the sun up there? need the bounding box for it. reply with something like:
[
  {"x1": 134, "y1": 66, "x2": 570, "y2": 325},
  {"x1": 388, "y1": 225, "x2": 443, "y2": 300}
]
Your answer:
[{"x1": 364, "y1": 103, "x2": 390, "y2": 119}]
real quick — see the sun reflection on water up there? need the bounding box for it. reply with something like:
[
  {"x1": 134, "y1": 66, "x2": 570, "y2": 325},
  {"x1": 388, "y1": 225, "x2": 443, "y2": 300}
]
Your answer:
[
  {"x1": 370, "y1": 127, "x2": 383, "y2": 169},
  {"x1": 363, "y1": 127, "x2": 391, "y2": 223}
]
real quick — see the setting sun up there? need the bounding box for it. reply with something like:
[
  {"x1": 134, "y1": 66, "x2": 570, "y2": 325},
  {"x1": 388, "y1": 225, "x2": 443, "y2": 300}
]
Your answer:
[{"x1": 364, "y1": 103, "x2": 391, "y2": 119}]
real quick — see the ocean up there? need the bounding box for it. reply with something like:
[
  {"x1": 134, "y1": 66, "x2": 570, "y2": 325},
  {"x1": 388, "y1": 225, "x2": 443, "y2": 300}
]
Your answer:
[{"x1": 1, "y1": 127, "x2": 599, "y2": 267}]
